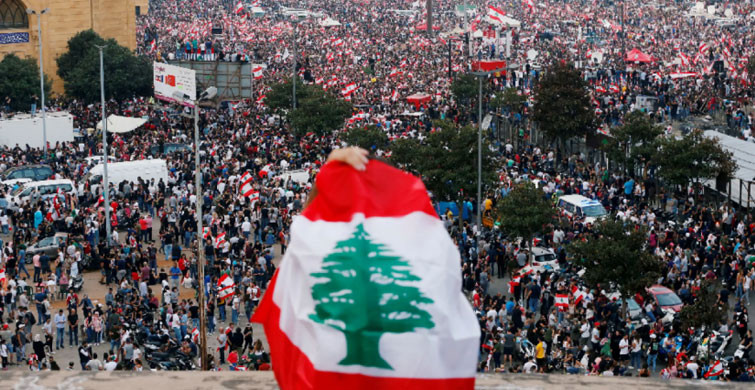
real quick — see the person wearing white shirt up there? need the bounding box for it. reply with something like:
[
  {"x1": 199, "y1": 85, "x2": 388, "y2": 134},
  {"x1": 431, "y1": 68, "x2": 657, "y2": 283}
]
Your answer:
[{"x1": 619, "y1": 335, "x2": 630, "y2": 362}]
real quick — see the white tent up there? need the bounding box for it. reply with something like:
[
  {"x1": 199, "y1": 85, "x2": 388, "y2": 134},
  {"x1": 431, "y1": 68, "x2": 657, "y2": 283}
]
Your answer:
[
  {"x1": 703, "y1": 130, "x2": 755, "y2": 206},
  {"x1": 96, "y1": 115, "x2": 147, "y2": 133},
  {"x1": 319, "y1": 17, "x2": 341, "y2": 27},
  {"x1": 486, "y1": 15, "x2": 521, "y2": 28}
]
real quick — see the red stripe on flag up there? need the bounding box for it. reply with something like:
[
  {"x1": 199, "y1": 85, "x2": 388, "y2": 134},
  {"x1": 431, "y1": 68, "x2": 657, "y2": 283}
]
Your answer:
[
  {"x1": 302, "y1": 160, "x2": 437, "y2": 222},
  {"x1": 252, "y1": 271, "x2": 475, "y2": 390}
]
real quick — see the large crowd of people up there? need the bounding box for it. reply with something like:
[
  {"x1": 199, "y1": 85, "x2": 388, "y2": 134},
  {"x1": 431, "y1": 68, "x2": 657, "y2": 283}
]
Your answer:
[{"x1": 0, "y1": 0, "x2": 752, "y2": 383}]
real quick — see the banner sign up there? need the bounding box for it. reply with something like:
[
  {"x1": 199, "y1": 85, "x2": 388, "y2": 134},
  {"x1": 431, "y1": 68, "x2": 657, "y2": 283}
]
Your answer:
[
  {"x1": 153, "y1": 62, "x2": 196, "y2": 107},
  {"x1": 0, "y1": 32, "x2": 30, "y2": 45}
]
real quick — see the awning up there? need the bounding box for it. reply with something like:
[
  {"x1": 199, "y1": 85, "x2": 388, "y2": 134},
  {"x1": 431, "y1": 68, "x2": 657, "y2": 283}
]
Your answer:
[
  {"x1": 471, "y1": 59, "x2": 508, "y2": 72},
  {"x1": 406, "y1": 93, "x2": 432, "y2": 108},
  {"x1": 96, "y1": 115, "x2": 147, "y2": 133}
]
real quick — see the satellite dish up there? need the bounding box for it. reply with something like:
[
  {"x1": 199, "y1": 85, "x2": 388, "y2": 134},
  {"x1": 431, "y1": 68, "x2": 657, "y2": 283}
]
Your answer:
[{"x1": 482, "y1": 114, "x2": 493, "y2": 130}]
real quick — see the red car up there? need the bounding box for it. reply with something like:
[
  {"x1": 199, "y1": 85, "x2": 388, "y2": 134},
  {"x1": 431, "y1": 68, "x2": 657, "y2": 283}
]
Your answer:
[{"x1": 646, "y1": 285, "x2": 684, "y2": 312}]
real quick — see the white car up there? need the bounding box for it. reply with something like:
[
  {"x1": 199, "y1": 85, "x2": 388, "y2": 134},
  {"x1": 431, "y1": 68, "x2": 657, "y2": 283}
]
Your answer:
[{"x1": 514, "y1": 247, "x2": 560, "y2": 276}]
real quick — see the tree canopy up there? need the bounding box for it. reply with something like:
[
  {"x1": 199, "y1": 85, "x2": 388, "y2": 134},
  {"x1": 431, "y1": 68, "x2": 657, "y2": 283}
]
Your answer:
[
  {"x1": 532, "y1": 62, "x2": 596, "y2": 142},
  {"x1": 570, "y1": 220, "x2": 663, "y2": 309},
  {"x1": 389, "y1": 120, "x2": 494, "y2": 203},
  {"x1": 654, "y1": 130, "x2": 735, "y2": 188},
  {"x1": 57, "y1": 30, "x2": 152, "y2": 103},
  {"x1": 266, "y1": 80, "x2": 351, "y2": 137},
  {"x1": 340, "y1": 125, "x2": 389, "y2": 151},
  {"x1": 678, "y1": 281, "x2": 728, "y2": 330},
  {"x1": 496, "y1": 183, "x2": 555, "y2": 255},
  {"x1": 0, "y1": 54, "x2": 51, "y2": 112},
  {"x1": 450, "y1": 73, "x2": 482, "y2": 104},
  {"x1": 602, "y1": 110, "x2": 663, "y2": 175}
]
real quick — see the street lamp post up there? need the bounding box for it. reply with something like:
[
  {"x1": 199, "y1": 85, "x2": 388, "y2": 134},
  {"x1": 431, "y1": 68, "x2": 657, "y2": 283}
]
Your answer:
[
  {"x1": 95, "y1": 44, "x2": 111, "y2": 247},
  {"x1": 292, "y1": 19, "x2": 297, "y2": 110},
  {"x1": 192, "y1": 87, "x2": 217, "y2": 371},
  {"x1": 471, "y1": 65, "x2": 517, "y2": 235},
  {"x1": 27, "y1": 8, "x2": 49, "y2": 155}
]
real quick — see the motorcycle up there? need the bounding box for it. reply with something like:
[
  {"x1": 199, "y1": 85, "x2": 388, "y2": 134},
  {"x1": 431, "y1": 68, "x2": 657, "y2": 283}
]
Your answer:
[{"x1": 70, "y1": 274, "x2": 84, "y2": 292}]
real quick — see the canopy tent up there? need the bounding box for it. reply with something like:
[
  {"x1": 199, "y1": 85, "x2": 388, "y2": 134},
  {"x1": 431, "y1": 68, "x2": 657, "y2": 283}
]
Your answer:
[
  {"x1": 96, "y1": 115, "x2": 147, "y2": 133},
  {"x1": 471, "y1": 59, "x2": 508, "y2": 72},
  {"x1": 668, "y1": 72, "x2": 699, "y2": 79},
  {"x1": 319, "y1": 17, "x2": 341, "y2": 27},
  {"x1": 406, "y1": 93, "x2": 432, "y2": 108},
  {"x1": 624, "y1": 48, "x2": 654, "y2": 63},
  {"x1": 415, "y1": 23, "x2": 441, "y2": 31}
]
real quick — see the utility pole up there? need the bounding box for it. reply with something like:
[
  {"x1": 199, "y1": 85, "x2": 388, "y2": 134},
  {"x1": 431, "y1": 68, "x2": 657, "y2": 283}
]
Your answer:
[
  {"x1": 194, "y1": 101, "x2": 208, "y2": 371},
  {"x1": 96, "y1": 44, "x2": 111, "y2": 247},
  {"x1": 27, "y1": 8, "x2": 49, "y2": 155},
  {"x1": 477, "y1": 76, "x2": 483, "y2": 232},
  {"x1": 620, "y1": 1, "x2": 625, "y2": 67},
  {"x1": 191, "y1": 86, "x2": 216, "y2": 371},
  {"x1": 448, "y1": 38, "x2": 453, "y2": 79},
  {"x1": 292, "y1": 19, "x2": 297, "y2": 110},
  {"x1": 426, "y1": 0, "x2": 433, "y2": 37}
]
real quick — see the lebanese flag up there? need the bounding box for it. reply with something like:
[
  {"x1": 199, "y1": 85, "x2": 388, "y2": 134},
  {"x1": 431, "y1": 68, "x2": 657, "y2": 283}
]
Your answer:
[
  {"x1": 332, "y1": 38, "x2": 344, "y2": 47},
  {"x1": 572, "y1": 286, "x2": 586, "y2": 306},
  {"x1": 256, "y1": 94, "x2": 266, "y2": 105},
  {"x1": 524, "y1": 0, "x2": 534, "y2": 11},
  {"x1": 699, "y1": 42, "x2": 709, "y2": 55},
  {"x1": 253, "y1": 66, "x2": 264, "y2": 80},
  {"x1": 389, "y1": 68, "x2": 403, "y2": 77},
  {"x1": 595, "y1": 85, "x2": 607, "y2": 94},
  {"x1": 252, "y1": 160, "x2": 479, "y2": 390},
  {"x1": 202, "y1": 227, "x2": 211, "y2": 240},
  {"x1": 191, "y1": 327, "x2": 200, "y2": 342},
  {"x1": 150, "y1": 39, "x2": 156, "y2": 52},
  {"x1": 341, "y1": 82, "x2": 358, "y2": 97},
  {"x1": 555, "y1": 294, "x2": 569, "y2": 311},
  {"x1": 217, "y1": 273, "x2": 235, "y2": 300},
  {"x1": 215, "y1": 232, "x2": 227, "y2": 249},
  {"x1": 0, "y1": 267, "x2": 5, "y2": 285},
  {"x1": 487, "y1": 5, "x2": 506, "y2": 23},
  {"x1": 704, "y1": 360, "x2": 723, "y2": 378},
  {"x1": 609, "y1": 83, "x2": 620, "y2": 93},
  {"x1": 391, "y1": 89, "x2": 398, "y2": 101},
  {"x1": 508, "y1": 275, "x2": 521, "y2": 294},
  {"x1": 234, "y1": 1, "x2": 244, "y2": 14}
]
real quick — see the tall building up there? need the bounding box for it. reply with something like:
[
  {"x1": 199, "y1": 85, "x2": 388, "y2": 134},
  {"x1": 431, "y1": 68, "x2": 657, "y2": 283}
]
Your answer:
[{"x1": 0, "y1": 0, "x2": 139, "y2": 93}]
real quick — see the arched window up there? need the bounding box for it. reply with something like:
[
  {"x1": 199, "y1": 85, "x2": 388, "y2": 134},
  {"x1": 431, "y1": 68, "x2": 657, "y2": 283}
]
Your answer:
[{"x1": 0, "y1": 0, "x2": 28, "y2": 29}]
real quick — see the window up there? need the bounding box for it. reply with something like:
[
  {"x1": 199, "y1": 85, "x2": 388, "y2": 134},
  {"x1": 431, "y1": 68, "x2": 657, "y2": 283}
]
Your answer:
[{"x1": 0, "y1": 0, "x2": 28, "y2": 29}]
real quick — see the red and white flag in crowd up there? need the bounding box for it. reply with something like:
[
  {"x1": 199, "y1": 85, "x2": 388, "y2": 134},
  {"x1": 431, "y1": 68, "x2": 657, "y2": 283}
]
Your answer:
[
  {"x1": 191, "y1": 327, "x2": 200, "y2": 343},
  {"x1": 704, "y1": 360, "x2": 724, "y2": 378},
  {"x1": 391, "y1": 89, "x2": 398, "y2": 101},
  {"x1": 234, "y1": 1, "x2": 244, "y2": 14},
  {"x1": 487, "y1": 5, "x2": 506, "y2": 23},
  {"x1": 332, "y1": 37, "x2": 344, "y2": 47},
  {"x1": 217, "y1": 274, "x2": 235, "y2": 300},
  {"x1": 572, "y1": 286, "x2": 587, "y2": 306},
  {"x1": 252, "y1": 66, "x2": 264, "y2": 80},
  {"x1": 215, "y1": 232, "x2": 227, "y2": 249},
  {"x1": 202, "y1": 227, "x2": 211, "y2": 240},
  {"x1": 389, "y1": 68, "x2": 403, "y2": 77},
  {"x1": 256, "y1": 94, "x2": 266, "y2": 105},
  {"x1": 0, "y1": 267, "x2": 6, "y2": 285},
  {"x1": 341, "y1": 82, "x2": 358, "y2": 97},
  {"x1": 524, "y1": 0, "x2": 534, "y2": 11},
  {"x1": 252, "y1": 160, "x2": 479, "y2": 390},
  {"x1": 699, "y1": 42, "x2": 709, "y2": 55},
  {"x1": 149, "y1": 39, "x2": 156, "y2": 52},
  {"x1": 239, "y1": 171, "x2": 255, "y2": 198},
  {"x1": 555, "y1": 294, "x2": 569, "y2": 311}
]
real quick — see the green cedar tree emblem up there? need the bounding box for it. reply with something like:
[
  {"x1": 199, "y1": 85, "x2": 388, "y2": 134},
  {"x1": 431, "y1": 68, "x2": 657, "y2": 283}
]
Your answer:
[{"x1": 309, "y1": 223, "x2": 435, "y2": 369}]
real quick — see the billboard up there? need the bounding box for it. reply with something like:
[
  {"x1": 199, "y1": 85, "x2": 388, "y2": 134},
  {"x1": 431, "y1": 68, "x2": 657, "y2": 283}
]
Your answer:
[{"x1": 154, "y1": 62, "x2": 196, "y2": 106}]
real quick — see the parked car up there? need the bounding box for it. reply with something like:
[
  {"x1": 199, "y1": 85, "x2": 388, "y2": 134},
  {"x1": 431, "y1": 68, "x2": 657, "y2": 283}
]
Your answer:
[
  {"x1": 514, "y1": 247, "x2": 560, "y2": 277},
  {"x1": 0, "y1": 164, "x2": 53, "y2": 185},
  {"x1": 25, "y1": 233, "x2": 69, "y2": 261},
  {"x1": 646, "y1": 285, "x2": 684, "y2": 312}
]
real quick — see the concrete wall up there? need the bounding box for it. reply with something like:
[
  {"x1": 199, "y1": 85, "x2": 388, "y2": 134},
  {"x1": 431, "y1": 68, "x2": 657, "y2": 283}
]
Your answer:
[{"x1": 0, "y1": 0, "x2": 137, "y2": 94}]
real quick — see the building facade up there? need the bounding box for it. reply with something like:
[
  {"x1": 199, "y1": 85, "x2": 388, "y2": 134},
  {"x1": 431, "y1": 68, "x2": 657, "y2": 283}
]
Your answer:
[{"x1": 0, "y1": 0, "x2": 138, "y2": 93}]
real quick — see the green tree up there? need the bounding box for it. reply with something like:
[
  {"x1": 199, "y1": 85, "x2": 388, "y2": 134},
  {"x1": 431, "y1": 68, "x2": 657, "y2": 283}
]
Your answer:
[
  {"x1": 570, "y1": 220, "x2": 664, "y2": 315},
  {"x1": 679, "y1": 281, "x2": 727, "y2": 331},
  {"x1": 0, "y1": 54, "x2": 51, "y2": 112},
  {"x1": 496, "y1": 183, "x2": 555, "y2": 263},
  {"x1": 57, "y1": 30, "x2": 151, "y2": 102},
  {"x1": 390, "y1": 120, "x2": 494, "y2": 206},
  {"x1": 309, "y1": 224, "x2": 434, "y2": 369},
  {"x1": 654, "y1": 130, "x2": 736, "y2": 188},
  {"x1": 532, "y1": 62, "x2": 596, "y2": 143},
  {"x1": 340, "y1": 125, "x2": 389, "y2": 151},
  {"x1": 602, "y1": 111, "x2": 663, "y2": 176},
  {"x1": 450, "y1": 73, "x2": 480, "y2": 104},
  {"x1": 490, "y1": 87, "x2": 526, "y2": 114},
  {"x1": 266, "y1": 80, "x2": 351, "y2": 137}
]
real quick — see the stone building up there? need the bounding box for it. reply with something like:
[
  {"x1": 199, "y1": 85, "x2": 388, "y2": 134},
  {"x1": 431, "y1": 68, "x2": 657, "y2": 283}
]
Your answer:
[{"x1": 0, "y1": 0, "x2": 142, "y2": 93}]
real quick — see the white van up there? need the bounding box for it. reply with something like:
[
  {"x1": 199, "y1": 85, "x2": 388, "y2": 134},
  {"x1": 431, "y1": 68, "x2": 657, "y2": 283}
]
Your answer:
[
  {"x1": 557, "y1": 194, "x2": 608, "y2": 224},
  {"x1": 84, "y1": 159, "x2": 169, "y2": 193},
  {"x1": 8, "y1": 179, "x2": 77, "y2": 207}
]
